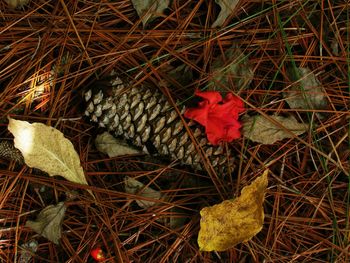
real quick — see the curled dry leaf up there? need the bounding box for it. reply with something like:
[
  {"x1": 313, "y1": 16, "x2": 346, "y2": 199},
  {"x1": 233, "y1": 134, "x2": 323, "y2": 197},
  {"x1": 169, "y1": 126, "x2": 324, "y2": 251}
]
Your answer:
[
  {"x1": 125, "y1": 176, "x2": 162, "y2": 209},
  {"x1": 210, "y1": 45, "x2": 253, "y2": 91},
  {"x1": 95, "y1": 132, "x2": 142, "y2": 157},
  {"x1": 284, "y1": 67, "x2": 327, "y2": 111},
  {"x1": 242, "y1": 114, "x2": 308, "y2": 144},
  {"x1": 212, "y1": 0, "x2": 240, "y2": 28},
  {"x1": 131, "y1": 0, "x2": 170, "y2": 26},
  {"x1": 25, "y1": 202, "x2": 66, "y2": 245},
  {"x1": 7, "y1": 118, "x2": 89, "y2": 187},
  {"x1": 198, "y1": 170, "x2": 268, "y2": 251},
  {"x1": 5, "y1": 0, "x2": 29, "y2": 8}
]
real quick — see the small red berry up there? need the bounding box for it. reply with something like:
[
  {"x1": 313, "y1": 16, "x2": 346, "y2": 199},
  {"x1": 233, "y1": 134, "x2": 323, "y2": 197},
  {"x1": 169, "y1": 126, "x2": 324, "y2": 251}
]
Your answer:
[{"x1": 90, "y1": 247, "x2": 105, "y2": 262}]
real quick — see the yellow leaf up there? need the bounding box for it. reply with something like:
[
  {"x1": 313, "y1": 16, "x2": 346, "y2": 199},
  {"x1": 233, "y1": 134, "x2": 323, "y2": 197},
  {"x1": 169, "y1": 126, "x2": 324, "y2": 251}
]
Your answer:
[
  {"x1": 198, "y1": 170, "x2": 268, "y2": 251},
  {"x1": 7, "y1": 117, "x2": 89, "y2": 187}
]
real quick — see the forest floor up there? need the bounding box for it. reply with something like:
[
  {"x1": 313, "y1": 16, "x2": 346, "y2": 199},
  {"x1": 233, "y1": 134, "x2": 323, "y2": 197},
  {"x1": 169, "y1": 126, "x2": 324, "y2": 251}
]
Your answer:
[{"x1": 0, "y1": 1, "x2": 349, "y2": 262}]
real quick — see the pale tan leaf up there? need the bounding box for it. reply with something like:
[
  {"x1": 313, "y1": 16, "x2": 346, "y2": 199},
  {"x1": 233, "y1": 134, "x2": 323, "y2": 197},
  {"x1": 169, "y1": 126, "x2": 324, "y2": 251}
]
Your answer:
[
  {"x1": 125, "y1": 176, "x2": 162, "y2": 209},
  {"x1": 242, "y1": 114, "x2": 308, "y2": 144},
  {"x1": 210, "y1": 45, "x2": 253, "y2": 91},
  {"x1": 198, "y1": 170, "x2": 268, "y2": 251},
  {"x1": 25, "y1": 202, "x2": 66, "y2": 245},
  {"x1": 95, "y1": 132, "x2": 142, "y2": 157},
  {"x1": 4, "y1": 0, "x2": 29, "y2": 8},
  {"x1": 131, "y1": 0, "x2": 170, "y2": 26},
  {"x1": 8, "y1": 118, "x2": 88, "y2": 186},
  {"x1": 284, "y1": 67, "x2": 327, "y2": 111},
  {"x1": 212, "y1": 0, "x2": 240, "y2": 28}
]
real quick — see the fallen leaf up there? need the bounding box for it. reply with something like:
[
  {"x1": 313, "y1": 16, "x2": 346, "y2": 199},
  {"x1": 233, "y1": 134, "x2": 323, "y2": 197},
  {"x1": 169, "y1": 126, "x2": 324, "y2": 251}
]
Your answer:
[
  {"x1": 7, "y1": 118, "x2": 89, "y2": 187},
  {"x1": 125, "y1": 176, "x2": 162, "y2": 209},
  {"x1": 95, "y1": 132, "x2": 142, "y2": 157},
  {"x1": 284, "y1": 67, "x2": 327, "y2": 111},
  {"x1": 131, "y1": 0, "x2": 170, "y2": 26},
  {"x1": 198, "y1": 170, "x2": 268, "y2": 251},
  {"x1": 242, "y1": 114, "x2": 308, "y2": 144},
  {"x1": 212, "y1": 0, "x2": 240, "y2": 28},
  {"x1": 25, "y1": 202, "x2": 66, "y2": 245},
  {"x1": 210, "y1": 46, "x2": 253, "y2": 91},
  {"x1": 4, "y1": 0, "x2": 29, "y2": 8}
]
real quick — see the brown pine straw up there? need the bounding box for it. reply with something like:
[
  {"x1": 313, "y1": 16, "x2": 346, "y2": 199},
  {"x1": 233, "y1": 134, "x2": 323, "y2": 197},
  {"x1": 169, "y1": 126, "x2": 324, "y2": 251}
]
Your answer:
[{"x1": 0, "y1": 1, "x2": 349, "y2": 262}]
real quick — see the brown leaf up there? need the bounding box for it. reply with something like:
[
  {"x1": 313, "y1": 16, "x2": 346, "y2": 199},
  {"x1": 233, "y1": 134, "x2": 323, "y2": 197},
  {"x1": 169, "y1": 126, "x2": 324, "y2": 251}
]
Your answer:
[
  {"x1": 198, "y1": 170, "x2": 268, "y2": 251},
  {"x1": 25, "y1": 202, "x2": 66, "y2": 245},
  {"x1": 284, "y1": 67, "x2": 327, "y2": 111},
  {"x1": 7, "y1": 118, "x2": 90, "y2": 189},
  {"x1": 242, "y1": 114, "x2": 308, "y2": 144}
]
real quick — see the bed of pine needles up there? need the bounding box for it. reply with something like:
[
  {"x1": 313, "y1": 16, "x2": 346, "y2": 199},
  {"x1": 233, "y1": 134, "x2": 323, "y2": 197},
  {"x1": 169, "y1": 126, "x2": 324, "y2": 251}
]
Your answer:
[{"x1": 0, "y1": 1, "x2": 349, "y2": 262}]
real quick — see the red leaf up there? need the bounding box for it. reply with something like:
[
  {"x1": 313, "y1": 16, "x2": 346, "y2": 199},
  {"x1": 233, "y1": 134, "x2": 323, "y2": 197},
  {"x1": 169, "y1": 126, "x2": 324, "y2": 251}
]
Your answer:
[{"x1": 184, "y1": 91, "x2": 244, "y2": 145}]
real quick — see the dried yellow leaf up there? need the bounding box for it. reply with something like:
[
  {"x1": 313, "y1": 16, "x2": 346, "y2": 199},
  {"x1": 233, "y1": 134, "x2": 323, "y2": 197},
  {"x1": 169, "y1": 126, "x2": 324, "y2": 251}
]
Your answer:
[
  {"x1": 8, "y1": 118, "x2": 88, "y2": 187},
  {"x1": 198, "y1": 170, "x2": 268, "y2": 251}
]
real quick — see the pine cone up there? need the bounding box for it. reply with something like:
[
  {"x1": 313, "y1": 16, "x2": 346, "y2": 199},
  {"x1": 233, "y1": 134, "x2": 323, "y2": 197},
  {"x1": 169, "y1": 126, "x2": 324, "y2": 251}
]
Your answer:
[
  {"x1": 84, "y1": 75, "x2": 234, "y2": 174},
  {"x1": 0, "y1": 141, "x2": 24, "y2": 164}
]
